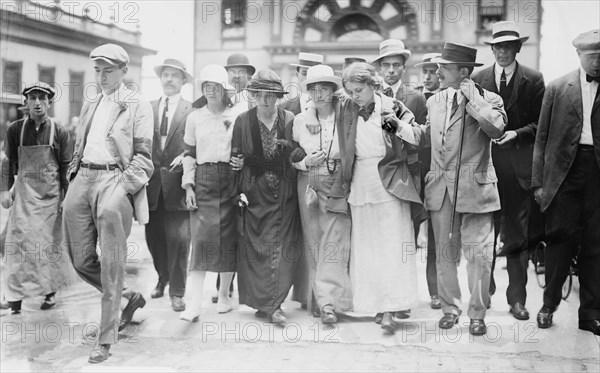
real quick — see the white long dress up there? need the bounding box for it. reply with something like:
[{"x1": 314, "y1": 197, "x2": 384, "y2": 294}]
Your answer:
[{"x1": 348, "y1": 95, "x2": 419, "y2": 314}]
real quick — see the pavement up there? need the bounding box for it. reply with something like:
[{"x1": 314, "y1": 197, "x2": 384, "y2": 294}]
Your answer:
[{"x1": 0, "y1": 222, "x2": 598, "y2": 372}]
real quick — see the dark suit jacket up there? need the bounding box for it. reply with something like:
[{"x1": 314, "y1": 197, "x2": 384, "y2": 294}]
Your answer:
[
  {"x1": 147, "y1": 98, "x2": 194, "y2": 211},
  {"x1": 392, "y1": 84, "x2": 428, "y2": 125},
  {"x1": 473, "y1": 62, "x2": 545, "y2": 190},
  {"x1": 532, "y1": 69, "x2": 600, "y2": 212}
]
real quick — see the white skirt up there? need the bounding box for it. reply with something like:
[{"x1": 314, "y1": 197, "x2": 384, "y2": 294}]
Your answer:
[{"x1": 349, "y1": 160, "x2": 419, "y2": 314}]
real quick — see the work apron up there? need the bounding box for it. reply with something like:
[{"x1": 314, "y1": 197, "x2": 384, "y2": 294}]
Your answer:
[{"x1": 4, "y1": 118, "x2": 75, "y2": 301}]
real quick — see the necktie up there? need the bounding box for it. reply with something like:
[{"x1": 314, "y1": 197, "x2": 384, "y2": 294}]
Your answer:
[
  {"x1": 586, "y1": 74, "x2": 600, "y2": 83},
  {"x1": 358, "y1": 102, "x2": 375, "y2": 121},
  {"x1": 160, "y1": 97, "x2": 169, "y2": 136},
  {"x1": 450, "y1": 93, "x2": 459, "y2": 117},
  {"x1": 500, "y1": 69, "x2": 507, "y2": 93},
  {"x1": 382, "y1": 87, "x2": 394, "y2": 98}
]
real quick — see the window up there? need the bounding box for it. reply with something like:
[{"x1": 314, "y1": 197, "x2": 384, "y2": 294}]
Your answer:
[
  {"x1": 478, "y1": 0, "x2": 506, "y2": 32},
  {"x1": 2, "y1": 60, "x2": 23, "y2": 96},
  {"x1": 38, "y1": 65, "x2": 56, "y2": 116},
  {"x1": 222, "y1": 0, "x2": 246, "y2": 39},
  {"x1": 68, "y1": 71, "x2": 84, "y2": 119}
]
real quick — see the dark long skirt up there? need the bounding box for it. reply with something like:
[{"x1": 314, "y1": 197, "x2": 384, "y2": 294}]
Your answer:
[
  {"x1": 189, "y1": 162, "x2": 237, "y2": 272},
  {"x1": 237, "y1": 169, "x2": 302, "y2": 315}
]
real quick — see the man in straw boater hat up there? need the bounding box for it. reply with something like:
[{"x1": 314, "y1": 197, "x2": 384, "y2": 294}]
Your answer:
[
  {"x1": 472, "y1": 21, "x2": 546, "y2": 322},
  {"x1": 397, "y1": 42, "x2": 507, "y2": 335},
  {"x1": 62, "y1": 43, "x2": 153, "y2": 362},
  {"x1": 224, "y1": 52, "x2": 256, "y2": 108},
  {"x1": 532, "y1": 29, "x2": 600, "y2": 336},
  {"x1": 413, "y1": 52, "x2": 443, "y2": 311},
  {"x1": 279, "y1": 52, "x2": 324, "y2": 115},
  {"x1": 144, "y1": 59, "x2": 194, "y2": 312},
  {"x1": 1, "y1": 82, "x2": 75, "y2": 314},
  {"x1": 372, "y1": 39, "x2": 428, "y2": 124}
]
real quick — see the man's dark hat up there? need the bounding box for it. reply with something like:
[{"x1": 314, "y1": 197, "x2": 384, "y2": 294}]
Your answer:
[
  {"x1": 22, "y1": 82, "x2": 56, "y2": 99},
  {"x1": 432, "y1": 42, "x2": 483, "y2": 67},
  {"x1": 225, "y1": 53, "x2": 256, "y2": 75}
]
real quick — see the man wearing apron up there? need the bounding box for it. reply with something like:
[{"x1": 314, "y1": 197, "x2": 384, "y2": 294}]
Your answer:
[
  {"x1": 0, "y1": 82, "x2": 74, "y2": 313},
  {"x1": 62, "y1": 44, "x2": 154, "y2": 363}
]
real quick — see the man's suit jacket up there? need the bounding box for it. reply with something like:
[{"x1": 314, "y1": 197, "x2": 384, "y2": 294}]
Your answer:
[
  {"x1": 532, "y1": 69, "x2": 600, "y2": 212},
  {"x1": 147, "y1": 98, "x2": 193, "y2": 212},
  {"x1": 415, "y1": 88, "x2": 507, "y2": 214},
  {"x1": 386, "y1": 84, "x2": 428, "y2": 125},
  {"x1": 68, "y1": 87, "x2": 154, "y2": 223},
  {"x1": 473, "y1": 62, "x2": 545, "y2": 190}
]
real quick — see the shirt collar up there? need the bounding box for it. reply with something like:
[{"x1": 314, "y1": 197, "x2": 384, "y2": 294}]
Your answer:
[
  {"x1": 495, "y1": 61, "x2": 517, "y2": 77},
  {"x1": 102, "y1": 84, "x2": 126, "y2": 103},
  {"x1": 162, "y1": 93, "x2": 181, "y2": 105},
  {"x1": 580, "y1": 67, "x2": 596, "y2": 86},
  {"x1": 385, "y1": 79, "x2": 403, "y2": 95},
  {"x1": 26, "y1": 116, "x2": 47, "y2": 129}
]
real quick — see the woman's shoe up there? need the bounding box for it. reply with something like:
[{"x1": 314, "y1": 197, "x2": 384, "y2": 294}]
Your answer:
[
  {"x1": 179, "y1": 310, "x2": 200, "y2": 323},
  {"x1": 40, "y1": 294, "x2": 56, "y2": 310},
  {"x1": 9, "y1": 300, "x2": 22, "y2": 314},
  {"x1": 216, "y1": 298, "x2": 232, "y2": 314},
  {"x1": 321, "y1": 305, "x2": 337, "y2": 324},
  {"x1": 380, "y1": 312, "x2": 398, "y2": 333},
  {"x1": 269, "y1": 308, "x2": 287, "y2": 325}
]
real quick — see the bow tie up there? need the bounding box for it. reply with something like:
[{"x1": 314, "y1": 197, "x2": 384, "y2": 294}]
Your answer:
[
  {"x1": 358, "y1": 102, "x2": 375, "y2": 121},
  {"x1": 586, "y1": 74, "x2": 600, "y2": 83}
]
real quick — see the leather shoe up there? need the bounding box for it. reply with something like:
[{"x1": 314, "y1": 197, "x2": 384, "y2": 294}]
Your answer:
[
  {"x1": 392, "y1": 310, "x2": 410, "y2": 322},
  {"x1": 430, "y1": 295, "x2": 441, "y2": 310},
  {"x1": 9, "y1": 300, "x2": 22, "y2": 314},
  {"x1": 509, "y1": 302, "x2": 530, "y2": 320},
  {"x1": 578, "y1": 319, "x2": 600, "y2": 336},
  {"x1": 119, "y1": 292, "x2": 146, "y2": 331},
  {"x1": 40, "y1": 294, "x2": 56, "y2": 310},
  {"x1": 537, "y1": 305, "x2": 556, "y2": 329},
  {"x1": 374, "y1": 313, "x2": 383, "y2": 324},
  {"x1": 88, "y1": 344, "x2": 110, "y2": 363},
  {"x1": 150, "y1": 282, "x2": 166, "y2": 299},
  {"x1": 380, "y1": 312, "x2": 398, "y2": 333},
  {"x1": 321, "y1": 305, "x2": 337, "y2": 324},
  {"x1": 255, "y1": 310, "x2": 268, "y2": 319},
  {"x1": 171, "y1": 296, "x2": 185, "y2": 312},
  {"x1": 270, "y1": 308, "x2": 287, "y2": 325},
  {"x1": 438, "y1": 313, "x2": 459, "y2": 329},
  {"x1": 469, "y1": 319, "x2": 487, "y2": 336}
]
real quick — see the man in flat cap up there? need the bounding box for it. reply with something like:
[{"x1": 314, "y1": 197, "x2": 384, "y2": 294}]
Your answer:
[
  {"x1": 532, "y1": 29, "x2": 600, "y2": 336},
  {"x1": 472, "y1": 21, "x2": 546, "y2": 321},
  {"x1": 1, "y1": 82, "x2": 75, "y2": 314},
  {"x1": 397, "y1": 42, "x2": 507, "y2": 336},
  {"x1": 145, "y1": 59, "x2": 194, "y2": 311},
  {"x1": 62, "y1": 43, "x2": 154, "y2": 362},
  {"x1": 373, "y1": 39, "x2": 428, "y2": 125}
]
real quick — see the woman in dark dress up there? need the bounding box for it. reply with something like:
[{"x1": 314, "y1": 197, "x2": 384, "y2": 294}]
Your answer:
[{"x1": 232, "y1": 70, "x2": 302, "y2": 325}]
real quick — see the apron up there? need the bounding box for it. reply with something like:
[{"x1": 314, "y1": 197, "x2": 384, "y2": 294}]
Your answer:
[{"x1": 5, "y1": 118, "x2": 76, "y2": 301}]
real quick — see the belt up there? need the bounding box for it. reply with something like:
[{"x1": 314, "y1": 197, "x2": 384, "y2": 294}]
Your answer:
[
  {"x1": 578, "y1": 144, "x2": 594, "y2": 151},
  {"x1": 80, "y1": 162, "x2": 119, "y2": 170}
]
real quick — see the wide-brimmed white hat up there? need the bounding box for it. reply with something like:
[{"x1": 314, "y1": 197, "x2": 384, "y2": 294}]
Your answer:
[
  {"x1": 372, "y1": 39, "x2": 411, "y2": 66},
  {"x1": 484, "y1": 21, "x2": 529, "y2": 45},
  {"x1": 198, "y1": 64, "x2": 235, "y2": 91},
  {"x1": 300, "y1": 65, "x2": 342, "y2": 91}
]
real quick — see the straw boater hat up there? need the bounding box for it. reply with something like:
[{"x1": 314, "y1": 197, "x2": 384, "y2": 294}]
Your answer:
[
  {"x1": 572, "y1": 29, "x2": 600, "y2": 55},
  {"x1": 484, "y1": 21, "x2": 529, "y2": 45},
  {"x1": 290, "y1": 52, "x2": 324, "y2": 68},
  {"x1": 22, "y1": 82, "x2": 56, "y2": 99},
  {"x1": 246, "y1": 70, "x2": 288, "y2": 94},
  {"x1": 300, "y1": 65, "x2": 342, "y2": 91},
  {"x1": 224, "y1": 53, "x2": 256, "y2": 75},
  {"x1": 198, "y1": 64, "x2": 235, "y2": 91},
  {"x1": 372, "y1": 39, "x2": 411, "y2": 66},
  {"x1": 414, "y1": 53, "x2": 442, "y2": 68},
  {"x1": 432, "y1": 42, "x2": 483, "y2": 67},
  {"x1": 153, "y1": 58, "x2": 193, "y2": 82}
]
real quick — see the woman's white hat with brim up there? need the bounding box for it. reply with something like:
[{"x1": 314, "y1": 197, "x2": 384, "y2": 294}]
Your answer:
[
  {"x1": 300, "y1": 64, "x2": 342, "y2": 91},
  {"x1": 198, "y1": 64, "x2": 235, "y2": 92}
]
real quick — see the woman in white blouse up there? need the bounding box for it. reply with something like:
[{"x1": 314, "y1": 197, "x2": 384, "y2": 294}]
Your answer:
[
  {"x1": 291, "y1": 65, "x2": 352, "y2": 325},
  {"x1": 333, "y1": 62, "x2": 426, "y2": 333},
  {"x1": 179, "y1": 65, "x2": 245, "y2": 322}
]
